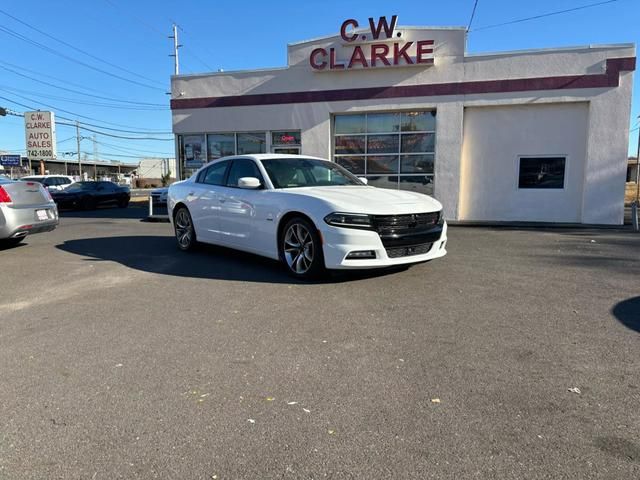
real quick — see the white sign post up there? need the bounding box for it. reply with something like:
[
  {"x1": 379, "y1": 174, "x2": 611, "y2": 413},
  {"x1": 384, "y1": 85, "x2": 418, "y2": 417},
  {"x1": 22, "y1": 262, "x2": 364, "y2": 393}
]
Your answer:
[{"x1": 24, "y1": 111, "x2": 57, "y2": 174}]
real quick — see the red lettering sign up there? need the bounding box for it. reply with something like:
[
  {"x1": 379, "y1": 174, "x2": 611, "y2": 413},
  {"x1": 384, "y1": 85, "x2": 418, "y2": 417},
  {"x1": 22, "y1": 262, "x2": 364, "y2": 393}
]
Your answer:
[
  {"x1": 348, "y1": 46, "x2": 368, "y2": 68},
  {"x1": 416, "y1": 40, "x2": 435, "y2": 64},
  {"x1": 371, "y1": 44, "x2": 390, "y2": 67},
  {"x1": 394, "y1": 41, "x2": 414, "y2": 65},
  {"x1": 310, "y1": 48, "x2": 328, "y2": 70},
  {"x1": 329, "y1": 48, "x2": 345, "y2": 70},
  {"x1": 340, "y1": 19, "x2": 359, "y2": 42},
  {"x1": 308, "y1": 16, "x2": 435, "y2": 71}
]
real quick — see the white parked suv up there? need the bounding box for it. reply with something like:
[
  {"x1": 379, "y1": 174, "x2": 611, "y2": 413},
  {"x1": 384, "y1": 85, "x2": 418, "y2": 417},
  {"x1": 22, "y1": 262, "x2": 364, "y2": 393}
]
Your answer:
[{"x1": 21, "y1": 175, "x2": 75, "y2": 191}]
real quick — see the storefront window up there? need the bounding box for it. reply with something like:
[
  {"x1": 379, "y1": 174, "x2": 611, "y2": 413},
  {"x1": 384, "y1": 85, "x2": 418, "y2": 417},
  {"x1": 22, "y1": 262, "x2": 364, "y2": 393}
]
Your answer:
[
  {"x1": 335, "y1": 136, "x2": 365, "y2": 155},
  {"x1": 237, "y1": 132, "x2": 266, "y2": 154},
  {"x1": 335, "y1": 114, "x2": 366, "y2": 134},
  {"x1": 272, "y1": 131, "x2": 301, "y2": 146},
  {"x1": 180, "y1": 134, "x2": 206, "y2": 178},
  {"x1": 367, "y1": 113, "x2": 400, "y2": 133},
  {"x1": 401, "y1": 133, "x2": 435, "y2": 153},
  {"x1": 335, "y1": 156, "x2": 365, "y2": 174},
  {"x1": 366, "y1": 155, "x2": 399, "y2": 174},
  {"x1": 207, "y1": 133, "x2": 235, "y2": 160},
  {"x1": 367, "y1": 135, "x2": 399, "y2": 154},
  {"x1": 334, "y1": 110, "x2": 436, "y2": 193},
  {"x1": 401, "y1": 154, "x2": 434, "y2": 174},
  {"x1": 401, "y1": 111, "x2": 436, "y2": 132}
]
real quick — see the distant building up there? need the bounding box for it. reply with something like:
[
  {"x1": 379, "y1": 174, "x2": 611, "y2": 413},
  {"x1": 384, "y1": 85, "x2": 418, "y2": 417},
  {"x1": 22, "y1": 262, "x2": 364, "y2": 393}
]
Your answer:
[
  {"x1": 135, "y1": 158, "x2": 176, "y2": 187},
  {"x1": 629, "y1": 157, "x2": 638, "y2": 183}
]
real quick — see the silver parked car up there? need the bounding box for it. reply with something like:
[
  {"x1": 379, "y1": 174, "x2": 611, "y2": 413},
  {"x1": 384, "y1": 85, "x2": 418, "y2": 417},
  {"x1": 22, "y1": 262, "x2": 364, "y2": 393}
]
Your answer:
[{"x1": 0, "y1": 177, "x2": 59, "y2": 246}]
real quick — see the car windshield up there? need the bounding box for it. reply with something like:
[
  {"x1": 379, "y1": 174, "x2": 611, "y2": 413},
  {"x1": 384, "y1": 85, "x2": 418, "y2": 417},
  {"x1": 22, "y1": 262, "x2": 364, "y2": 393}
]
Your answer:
[{"x1": 261, "y1": 158, "x2": 363, "y2": 189}]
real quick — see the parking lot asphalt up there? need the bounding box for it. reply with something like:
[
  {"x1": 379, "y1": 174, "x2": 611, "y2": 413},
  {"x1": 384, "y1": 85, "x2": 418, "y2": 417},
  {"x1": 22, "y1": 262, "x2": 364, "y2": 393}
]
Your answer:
[{"x1": 1, "y1": 206, "x2": 639, "y2": 479}]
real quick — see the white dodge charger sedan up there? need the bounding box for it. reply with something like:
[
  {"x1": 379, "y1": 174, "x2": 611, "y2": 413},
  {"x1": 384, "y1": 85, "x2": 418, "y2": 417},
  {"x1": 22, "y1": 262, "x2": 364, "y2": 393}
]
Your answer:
[{"x1": 168, "y1": 154, "x2": 447, "y2": 279}]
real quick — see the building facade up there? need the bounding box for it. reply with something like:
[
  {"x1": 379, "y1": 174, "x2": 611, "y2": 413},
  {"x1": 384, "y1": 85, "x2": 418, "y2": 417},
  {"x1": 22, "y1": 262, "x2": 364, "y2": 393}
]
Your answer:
[{"x1": 170, "y1": 17, "x2": 635, "y2": 224}]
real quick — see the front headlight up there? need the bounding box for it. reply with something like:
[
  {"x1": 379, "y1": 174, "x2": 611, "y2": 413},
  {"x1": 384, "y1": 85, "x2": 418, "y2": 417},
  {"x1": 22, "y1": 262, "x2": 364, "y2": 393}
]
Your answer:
[{"x1": 324, "y1": 212, "x2": 373, "y2": 229}]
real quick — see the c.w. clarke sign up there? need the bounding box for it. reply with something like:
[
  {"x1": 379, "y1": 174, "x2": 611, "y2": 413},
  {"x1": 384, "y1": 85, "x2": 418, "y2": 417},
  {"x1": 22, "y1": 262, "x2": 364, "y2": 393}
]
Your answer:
[{"x1": 309, "y1": 15, "x2": 435, "y2": 71}]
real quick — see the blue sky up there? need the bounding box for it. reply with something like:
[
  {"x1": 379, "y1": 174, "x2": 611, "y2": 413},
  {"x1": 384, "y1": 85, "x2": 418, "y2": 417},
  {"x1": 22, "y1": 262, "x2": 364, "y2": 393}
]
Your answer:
[{"x1": 1, "y1": 0, "x2": 638, "y2": 164}]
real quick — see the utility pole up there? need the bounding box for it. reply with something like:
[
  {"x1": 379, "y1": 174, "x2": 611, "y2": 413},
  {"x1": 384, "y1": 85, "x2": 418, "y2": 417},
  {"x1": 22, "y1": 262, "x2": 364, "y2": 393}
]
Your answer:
[
  {"x1": 76, "y1": 121, "x2": 83, "y2": 179},
  {"x1": 169, "y1": 24, "x2": 182, "y2": 75},
  {"x1": 633, "y1": 119, "x2": 640, "y2": 231},
  {"x1": 93, "y1": 134, "x2": 98, "y2": 180}
]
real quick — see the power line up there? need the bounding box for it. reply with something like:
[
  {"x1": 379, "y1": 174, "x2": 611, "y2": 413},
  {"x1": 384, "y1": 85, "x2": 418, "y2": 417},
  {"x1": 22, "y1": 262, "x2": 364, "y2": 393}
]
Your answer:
[
  {"x1": 0, "y1": 60, "x2": 143, "y2": 98},
  {"x1": 0, "y1": 84, "x2": 168, "y2": 111},
  {"x1": 57, "y1": 122, "x2": 174, "y2": 141},
  {"x1": 102, "y1": 0, "x2": 213, "y2": 72},
  {"x1": 0, "y1": 93, "x2": 172, "y2": 133},
  {"x1": 94, "y1": 140, "x2": 173, "y2": 156},
  {"x1": 1, "y1": 97, "x2": 174, "y2": 141},
  {"x1": 0, "y1": 24, "x2": 164, "y2": 91},
  {"x1": 0, "y1": 9, "x2": 166, "y2": 88},
  {"x1": 467, "y1": 0, "x2": 480, "y2": 32},
  {"x1": 470, "y1": 0, "x2": 623, "y2": 32},
  {"x1": 0, "y1": 63, "x2": 167, "y2": 107}
]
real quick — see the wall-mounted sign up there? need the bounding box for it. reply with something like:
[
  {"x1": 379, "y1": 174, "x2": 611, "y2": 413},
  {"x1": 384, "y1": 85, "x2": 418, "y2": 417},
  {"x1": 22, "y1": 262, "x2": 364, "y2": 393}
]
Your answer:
[
  {"x1": 24, "y1": 111, "x2": 57, "y2": 160},
  {"x1": 310, "y1": 15, "x2": 434, "y2": 71},
  {"x1": 272, "y1": 131, "x2": 301, "y2": 146},
  {"x1": 0, "y1": 154, "x2": 21, "y2": 167}
]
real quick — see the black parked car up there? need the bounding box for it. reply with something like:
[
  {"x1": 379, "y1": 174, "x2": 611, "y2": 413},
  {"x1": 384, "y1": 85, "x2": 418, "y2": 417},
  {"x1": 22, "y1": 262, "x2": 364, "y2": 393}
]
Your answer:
[{"x1": 51, "y1": 181, "x2": 130, "y2": 210}]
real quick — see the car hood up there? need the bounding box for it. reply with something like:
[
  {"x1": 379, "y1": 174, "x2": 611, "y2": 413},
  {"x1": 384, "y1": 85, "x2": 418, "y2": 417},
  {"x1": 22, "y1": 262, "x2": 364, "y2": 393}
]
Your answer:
[{"x1": 280, "y1": 186, "x2": 442, "y2": 214}]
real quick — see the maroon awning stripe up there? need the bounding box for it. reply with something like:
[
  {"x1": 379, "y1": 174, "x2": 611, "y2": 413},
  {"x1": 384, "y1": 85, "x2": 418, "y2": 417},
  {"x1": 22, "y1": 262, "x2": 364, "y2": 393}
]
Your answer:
[{"x1": 171, "y1": 57, "x2": 636, "y2": 110}]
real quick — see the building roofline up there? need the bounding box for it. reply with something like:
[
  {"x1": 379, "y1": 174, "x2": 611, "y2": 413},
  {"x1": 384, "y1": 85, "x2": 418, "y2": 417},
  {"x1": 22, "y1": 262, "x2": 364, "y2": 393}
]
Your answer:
[
  {"x1": 170, "y1": 36, "x2": 635, "y2": 80},
  {"x1": 466, "y1": 43, "x2": 635, "y2": 59}
]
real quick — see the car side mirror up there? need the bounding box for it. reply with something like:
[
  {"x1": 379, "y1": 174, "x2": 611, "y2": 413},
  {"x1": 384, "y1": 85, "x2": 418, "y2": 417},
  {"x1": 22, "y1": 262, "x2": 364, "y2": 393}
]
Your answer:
[
  {"x1": 238, "y1": 177, "x2": 262, "y2": 189},
  {"x1": 358, "y1": 177, "x2": 369, "y2": 185}
]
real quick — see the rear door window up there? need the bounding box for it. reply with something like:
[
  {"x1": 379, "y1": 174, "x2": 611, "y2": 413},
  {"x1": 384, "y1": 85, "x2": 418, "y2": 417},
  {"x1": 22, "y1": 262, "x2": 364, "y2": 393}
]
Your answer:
[{"x1": 200, "y1": 161, "x2": 230, "y2": 186}]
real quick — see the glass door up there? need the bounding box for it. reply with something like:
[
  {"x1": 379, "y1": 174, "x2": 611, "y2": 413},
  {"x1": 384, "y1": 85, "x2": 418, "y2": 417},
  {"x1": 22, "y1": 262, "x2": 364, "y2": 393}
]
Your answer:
[{"x1": 272, "y1": 146, "x2": 300, "y2": 155}]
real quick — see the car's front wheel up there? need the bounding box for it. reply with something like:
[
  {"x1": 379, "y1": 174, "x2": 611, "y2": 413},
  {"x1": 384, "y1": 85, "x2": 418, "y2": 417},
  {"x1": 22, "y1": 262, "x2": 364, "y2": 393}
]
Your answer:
[
  {"x1": 174, "y1": 206, "x2": 197, "y2": 251},
  {"x1": 280, "y1": 217, "x2": 325, "y2": 279}
]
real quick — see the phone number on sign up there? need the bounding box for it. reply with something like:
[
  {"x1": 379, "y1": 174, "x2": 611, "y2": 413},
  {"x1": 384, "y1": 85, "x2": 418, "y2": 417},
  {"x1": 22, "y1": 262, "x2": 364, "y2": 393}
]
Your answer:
[{"x1": 27, "y1": 150, "x2": 55, "y2": 158}]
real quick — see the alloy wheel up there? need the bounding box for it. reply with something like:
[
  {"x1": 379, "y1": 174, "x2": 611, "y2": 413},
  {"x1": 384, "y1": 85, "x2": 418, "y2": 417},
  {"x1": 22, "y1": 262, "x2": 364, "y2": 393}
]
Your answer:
[
  {"x1": 283, "y1": 223, "x2": 314, "y2": 274},
  {"x1": 175, "y1": 209, "x2": 193, "y2": 249}
]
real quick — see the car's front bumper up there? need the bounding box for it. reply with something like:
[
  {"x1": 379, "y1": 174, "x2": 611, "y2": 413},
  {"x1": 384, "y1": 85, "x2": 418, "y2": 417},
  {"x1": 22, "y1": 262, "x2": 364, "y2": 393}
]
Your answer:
[
  {"x1": 0, "y1": 203, "x2": 59, "y2": 239},
  {"x1": 320, "y1": 221, "x2": 447, "y2": 269}
]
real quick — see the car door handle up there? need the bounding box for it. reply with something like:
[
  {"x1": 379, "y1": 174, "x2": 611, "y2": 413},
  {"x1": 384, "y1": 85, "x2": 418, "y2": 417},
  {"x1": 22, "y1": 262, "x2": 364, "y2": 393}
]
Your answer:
[
  {"x1": 188, "y1": 191, "x2": 194, "y2": 196},
  {"x1": 219, "y1": 198, "x2": 226, "y2": 203}
]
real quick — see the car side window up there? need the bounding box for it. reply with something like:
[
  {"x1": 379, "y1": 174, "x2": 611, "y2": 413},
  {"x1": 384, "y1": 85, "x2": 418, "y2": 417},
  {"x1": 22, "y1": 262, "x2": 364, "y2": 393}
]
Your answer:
[
  {"x1": 226, "y1": 159, "x2": 264, "y2": 188},
  {"x1": 201, "y1": 161, "x2": 229, "y2": 186}
]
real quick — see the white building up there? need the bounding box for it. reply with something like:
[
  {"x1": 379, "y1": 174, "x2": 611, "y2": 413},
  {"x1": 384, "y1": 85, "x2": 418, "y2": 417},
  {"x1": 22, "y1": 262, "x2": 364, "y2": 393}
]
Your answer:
[
  {"x1": 170, "y1": 16, "x2": 635, "y2": 224},
  {"x1": 136, "y1": 157, "x2": 177, "y2": 180}
]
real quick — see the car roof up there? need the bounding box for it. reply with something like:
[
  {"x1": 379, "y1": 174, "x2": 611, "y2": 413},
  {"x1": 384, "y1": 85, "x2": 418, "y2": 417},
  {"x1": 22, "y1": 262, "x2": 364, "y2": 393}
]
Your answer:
[
  {"x1": 22, "y1": 174, "x2": 71, "y2": 178},
  {"x1": 211, "y1": 153, "x2": 329, "y2": 163}
]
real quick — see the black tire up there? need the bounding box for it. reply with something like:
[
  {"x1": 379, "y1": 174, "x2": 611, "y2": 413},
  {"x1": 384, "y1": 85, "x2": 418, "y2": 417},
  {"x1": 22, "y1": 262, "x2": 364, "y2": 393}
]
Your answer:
[
  {"x1": 279, "y1": 216, "x2": 326, "y2": 279},
  {"x1": 173, "y1": 206, "x2": 197, "y2": 251},
  {"x1": 0, "y1": 237, "x2": 23, "y2": 248},
  {"x1": 118, "y1": 198, "x2": 129, "y2": 208}
]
